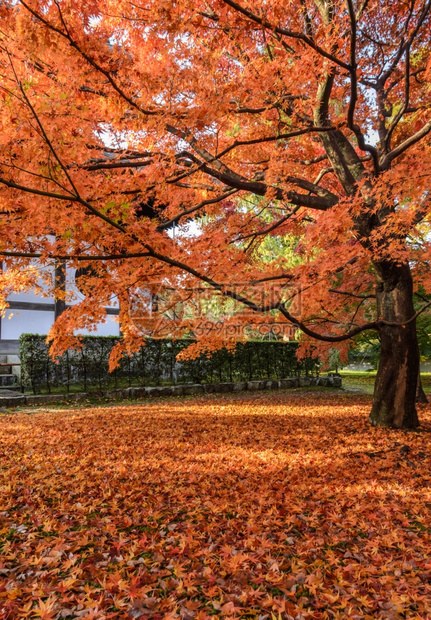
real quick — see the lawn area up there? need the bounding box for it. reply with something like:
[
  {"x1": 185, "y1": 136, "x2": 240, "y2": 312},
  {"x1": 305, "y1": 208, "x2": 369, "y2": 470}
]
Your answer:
[
  {"x1": 339, "y1": 371, "x2": 431, "y2": 395},
  {"x1": 338, "y1": 371, "x2": 377, "y2": 394},
  {"x1": 1, "y1": 392, "x2": 431, "y2": 619}
]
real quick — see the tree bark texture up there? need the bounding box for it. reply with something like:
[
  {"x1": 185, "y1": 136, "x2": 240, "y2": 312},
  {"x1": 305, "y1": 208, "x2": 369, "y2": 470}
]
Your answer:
[
  {"x1": 416, "y1": 371, "x2": 428, "y2": 403},
  {"x1": 369, "y1": 261, "x2": 420, "y2": 428}
]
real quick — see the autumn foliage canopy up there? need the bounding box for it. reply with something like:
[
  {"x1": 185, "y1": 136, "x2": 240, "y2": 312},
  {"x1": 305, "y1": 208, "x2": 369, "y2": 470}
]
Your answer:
[{"x1": 0, "y1": 0, "x2": 431, "y2": 427}]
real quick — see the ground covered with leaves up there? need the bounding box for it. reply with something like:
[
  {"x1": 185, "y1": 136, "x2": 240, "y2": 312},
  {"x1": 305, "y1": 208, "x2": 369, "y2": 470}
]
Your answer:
[{"x1": 0, "y1": 392, "x2": 431, "y2": 620}]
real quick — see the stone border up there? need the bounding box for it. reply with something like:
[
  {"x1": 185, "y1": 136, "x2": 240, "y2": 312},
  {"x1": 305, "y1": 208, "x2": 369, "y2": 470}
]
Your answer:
[{"x1": 0, "y1": 375, "x2": 342, "y2": 407}]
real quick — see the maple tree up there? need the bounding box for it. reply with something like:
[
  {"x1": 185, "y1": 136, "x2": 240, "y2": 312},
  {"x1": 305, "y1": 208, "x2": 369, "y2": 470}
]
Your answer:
[
  {"x1": 0, "y1": 392, "x2": 431, "y2": 618},
  {"x1": 0, "y1": 0, "x2": 431, "y2": 428}
]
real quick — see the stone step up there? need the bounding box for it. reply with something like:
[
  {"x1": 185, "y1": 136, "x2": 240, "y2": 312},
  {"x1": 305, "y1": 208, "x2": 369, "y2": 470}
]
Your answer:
[
  {"x1": 0, "y1": 389, "x2": 25, "y2": 406},
  {"x1": 0, "y1": 365, "x2": 12, "y2": 375}
]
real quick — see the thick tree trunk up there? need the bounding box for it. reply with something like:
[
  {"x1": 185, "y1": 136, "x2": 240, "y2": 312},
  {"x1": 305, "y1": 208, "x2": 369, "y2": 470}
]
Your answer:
[
  {"x1": 416, "y1": 371, "x2": 428, "y2": 403},
  {"x1": 369, "y1": 261, "x2": 420, "y2": 429}
]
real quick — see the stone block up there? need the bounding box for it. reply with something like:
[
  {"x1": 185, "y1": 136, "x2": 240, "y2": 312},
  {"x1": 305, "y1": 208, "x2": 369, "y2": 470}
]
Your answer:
[
  {"x1": 67, "y1": 392, "x2": 88, "y2": 401},
  {"x1": 128, "y1": 387, "x2": 148, "y2": 398},
  {"x1": 232, "y1": 382, "x2": 247, "y2": 392},
  {"x1": 146, "y1": 386, "x2": 173, "y2": 397},
  {"x1": 215, "y1": 382, "x2": 234, "y2": 393},
  {"x1": 299, "y1": 377, "x2": 311, "y2": 387},
  {"x1": 279, "y1": 378, "x2": 298, "y2": 389},
  {"x1": 0, "y1": 395, "x2": 26, "y2": 407},
  {"x1": 171, "y1": 385, "x2": 185, "y2": 396},
  {"x1": 265, "y1": 380, "x2": 279, "y2": 390},
  {"x1": 203, "y1": 383, "x2": 216, "y2": 393},
  {"x1": 104, "y1": 389, "x2": 124, "y2": 400},
  {"x1": 247, "y1": 380, "x2": 266, "y2": 391},
  {"x1": 26, "y1": 394, "x2": 65, "y2": 405},
  {"x1": 183, "y1": 384, "x2": 205, "y2": 395}
]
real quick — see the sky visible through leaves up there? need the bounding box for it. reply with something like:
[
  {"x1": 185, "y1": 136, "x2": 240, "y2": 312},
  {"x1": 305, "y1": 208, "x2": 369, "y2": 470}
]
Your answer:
[{"x1": 0, "y1": 392, "x2": 430, "y2": 619}]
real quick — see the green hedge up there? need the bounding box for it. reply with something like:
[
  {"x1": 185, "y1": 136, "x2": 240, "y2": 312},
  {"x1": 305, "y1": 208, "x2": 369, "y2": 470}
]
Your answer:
[{"x1": 20, "y1": 334, "x2": 319, "y2": 394}]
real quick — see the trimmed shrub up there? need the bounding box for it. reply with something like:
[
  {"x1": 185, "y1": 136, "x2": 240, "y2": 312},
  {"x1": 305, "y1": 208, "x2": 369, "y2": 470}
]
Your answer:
[{"x1": 20, "y1": 335, "x2": 319, "y2": 394}]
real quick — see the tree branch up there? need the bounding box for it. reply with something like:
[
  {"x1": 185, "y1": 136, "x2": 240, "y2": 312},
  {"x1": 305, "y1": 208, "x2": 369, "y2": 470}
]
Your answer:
[
  {"x1": 220, "y1": 0, "x2": 351, "y2": 71},
  {"x1": 380, "y1": 120, "x2": 431, "y2": 169},
  {"x1": 6, "y1": 51, "x2": 78, "y2": 196},
  {"x1": 277, "y1": 302, "x2": 379, "y2": 341},
  {"x1": 236, "y1": 207, "x2": 300, "y2": 241},
  {"x1": 329, "y1": 288, "x2": 376, "y2": 299},
  {"x1": 384, "y1": 43, "x2": 411, "y2": 152},
  {"x1": 0, "y1": 251, "x2": 151, "y2": 261},
  {"x1": 158, "y1": 189, "x2": 239, "y2": 230},
  {"x1": 19, "y1": 0, "x2": 158, "y2": 117}
]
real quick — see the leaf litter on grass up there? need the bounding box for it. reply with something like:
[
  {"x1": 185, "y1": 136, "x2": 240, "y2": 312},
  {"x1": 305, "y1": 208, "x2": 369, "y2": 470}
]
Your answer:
[{"x1": 0, "y1": 391, "x2": 430, "y2": 619}]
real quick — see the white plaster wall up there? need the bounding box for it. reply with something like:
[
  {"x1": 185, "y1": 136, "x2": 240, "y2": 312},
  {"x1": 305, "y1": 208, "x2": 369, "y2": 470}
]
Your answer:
[
  {"x1": 2, "y1": 309, "x2": 120, "y2": 339},
  {"x1": 2, "y1": 309, "x2": 56, "y2": 339}
]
